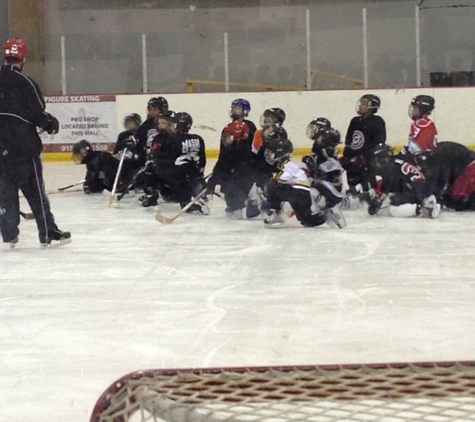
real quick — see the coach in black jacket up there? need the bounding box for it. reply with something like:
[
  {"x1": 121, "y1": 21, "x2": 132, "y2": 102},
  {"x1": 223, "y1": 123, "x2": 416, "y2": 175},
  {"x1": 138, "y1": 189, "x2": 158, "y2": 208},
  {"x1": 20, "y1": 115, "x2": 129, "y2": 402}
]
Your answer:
[{"x1": 0, "y1": 38, "x2": 71, "y2": 248}]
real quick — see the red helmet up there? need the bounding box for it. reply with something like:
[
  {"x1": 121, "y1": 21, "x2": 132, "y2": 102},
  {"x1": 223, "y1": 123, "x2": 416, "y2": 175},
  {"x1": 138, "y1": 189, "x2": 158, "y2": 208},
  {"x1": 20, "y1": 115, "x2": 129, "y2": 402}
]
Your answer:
[{"x1": 3, "y1": 38, "x2": 28, "y2": 60}]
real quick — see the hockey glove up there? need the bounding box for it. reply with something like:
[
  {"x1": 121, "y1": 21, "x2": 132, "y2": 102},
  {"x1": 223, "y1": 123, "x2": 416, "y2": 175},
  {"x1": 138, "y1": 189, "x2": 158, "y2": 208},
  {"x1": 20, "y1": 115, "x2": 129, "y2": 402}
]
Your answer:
[
  {"x1": 44, "y1": 113, "x2": 59, "y2": 134},
  {"x1": 124, "y1": 135, "x2": 137, "y2": 149}
]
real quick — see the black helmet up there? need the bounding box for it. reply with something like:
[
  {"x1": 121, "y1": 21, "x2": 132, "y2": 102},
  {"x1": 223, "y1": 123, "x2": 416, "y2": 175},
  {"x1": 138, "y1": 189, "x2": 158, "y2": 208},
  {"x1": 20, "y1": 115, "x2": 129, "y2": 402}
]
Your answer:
[
  {"x1": 156, "y1": 110, "x2": 175, "y2": 132},
  {"x1": 123, "y1": 113, "x2": 142, "y2": 128},
  {"x1": 172, "y1": 112, "x2": 193, "y2": 133},
  {"x1": 260, "y1": 108, "x2": 286, "y2": 128},
  {"x1": 409, "y1": 95, "x2": 435, "y2": 120},
  {"x1": 320, "y1": 128, "x2": 341, "y2": 148},
  {"x1": 311, "y1": 127, "x2": 341, "y2": 157},
  {"x1": 72, "y1": 139, "x2": 92, "y2": 164},
  {"x1": 306, "y1": 117, "x2": 332, "y2": 140},
  {"x1": 157, "y1": 110, "x2": 175, "y2": 121},
  {"x1": 147, "y1": 96, "x2": 168, "y2": 112},
  {"x1": 263, "y1": 127, "x2": 293, "y2": 165},
  {"x1": 372, "y1": 143, "x2": 393, "y2": 168},
  {"x1": 356, "y1": 94, "x2": 381, "y2": 115}
]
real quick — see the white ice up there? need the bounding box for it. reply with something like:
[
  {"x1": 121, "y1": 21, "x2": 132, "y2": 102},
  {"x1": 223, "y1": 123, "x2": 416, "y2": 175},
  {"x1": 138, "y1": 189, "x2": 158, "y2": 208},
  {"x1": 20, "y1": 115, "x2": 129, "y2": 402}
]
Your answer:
[{"x1": 1, "y1": 162, "x2": 475, "y2": 422}]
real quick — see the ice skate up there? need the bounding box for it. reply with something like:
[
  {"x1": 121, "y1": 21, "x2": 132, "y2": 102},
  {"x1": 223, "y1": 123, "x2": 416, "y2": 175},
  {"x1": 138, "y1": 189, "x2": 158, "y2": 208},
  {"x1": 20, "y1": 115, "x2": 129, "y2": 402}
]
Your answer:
[
  {"x1": 263, "y1": 209, "x2": 285, "y2": 228},
  {"x1": 41, "y1": 230, "x2": 72, "y2": 249},
  {"x1": 4, "y1": 237, "x2": 18, "y2": 251},
  {"x1": 141, "y1": 194, "x2": 158, "y2": 207},
  {"x1": 421, "y1": 195, "x2": 441, "y2": 219},
  {"x1": 325, "y1": 206, "x2": 347, "y2": 229}
]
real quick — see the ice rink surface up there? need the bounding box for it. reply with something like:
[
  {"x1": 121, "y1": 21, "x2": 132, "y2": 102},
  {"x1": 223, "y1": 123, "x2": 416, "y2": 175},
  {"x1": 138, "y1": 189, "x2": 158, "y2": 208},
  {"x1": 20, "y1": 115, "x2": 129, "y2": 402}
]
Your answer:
[{"x1": 2, "y1": 162, "x2": 475, "y2": 422}]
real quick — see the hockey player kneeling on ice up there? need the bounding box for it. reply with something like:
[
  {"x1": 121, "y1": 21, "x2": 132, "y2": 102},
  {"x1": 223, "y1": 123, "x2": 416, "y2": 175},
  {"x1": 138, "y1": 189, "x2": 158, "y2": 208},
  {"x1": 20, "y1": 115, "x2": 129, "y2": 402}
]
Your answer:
[
  {"x1": 251, "y1": 107, "x2": 287, "y2": 191},
  {"x1": 113, "y1": 113, "x2": 142, "y2": 175},
  {"x1": 131, "y1": 110, "x2": 175, "y2": 206},
  {"x1": 72, "y1": 140, "x2": 123, "y2": 194},
  {"x1": 136, "y1": 97, "x2": 169, "y2": 166},
  {"x1": 302, "y1": 127, "x2": 344, "y2": 209},
  {"x1": 262, "y1": 128, "x2": 346, "y2": 229},
  {"x1": 419, "y1": 142, "x2": 475, "y2": 211},
  {"x1": 436, "y1": 142, "x2": 475, "y2": 211},
  {"x1": 206, "y1": 98, "x2": 259, "y2": 219},
  {"x1": 306, "y1": 117, "x2": 332, "y2": 154},
  {"x1": 149, "y1": 112, "x2": 208, "y2": 214},
  {"x1": 404, "y1": 95, "x2": 438, "y2": 156},
  {"x1": 340, "y1": 94, "x2": 386, "y2": 207},
  {"x1": 367, "y1": 144, "x2": 440, "y2": 218}
]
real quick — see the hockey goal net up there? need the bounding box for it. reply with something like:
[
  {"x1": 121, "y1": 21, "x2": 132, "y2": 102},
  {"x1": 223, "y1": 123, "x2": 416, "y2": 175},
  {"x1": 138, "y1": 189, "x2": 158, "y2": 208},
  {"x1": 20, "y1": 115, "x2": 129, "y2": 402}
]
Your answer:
[{"x1": 90, "y1": 361, "x2": 475, "y2": 422}]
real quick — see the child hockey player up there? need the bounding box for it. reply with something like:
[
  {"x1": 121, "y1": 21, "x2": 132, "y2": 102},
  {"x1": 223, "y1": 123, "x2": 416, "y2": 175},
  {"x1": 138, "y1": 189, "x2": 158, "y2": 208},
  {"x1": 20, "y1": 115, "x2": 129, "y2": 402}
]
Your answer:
[
  {"x1": 72, "y1": 140, "x2": 122, "y2": 194},
  {"x1": 406, "y1": 95, "x2": 437, "y2": 155},
  {"x1": 151, "y1": 112, "x2": 208, "y2": 214},
  {"x1": 251, "y1": 108, "x2": 287, "y2": 190},
  {"x1": 341, "y1": 94, "x2": 386, "y2": 199},
  {"x1": 302, "y1": 126, "x2": 344, "y2": 208},
  {"x1": 367, "y1": 144, "x2": 440, "y2": 218},
  {"x1": 206, "y1": 98, "x2": 259, "y2": 219},
  {"x1": 136, "y1": 96, "x2": 168, "y2": 165},
  {"x1": 113, "y1": 113, "x2": 142, "y2": 170},
  {"x1": 262, "y1": 127, "x2": 345, "y2": 229},
  {"x1": 306, "y1": 117, "x2": 332, "y2": 154}
]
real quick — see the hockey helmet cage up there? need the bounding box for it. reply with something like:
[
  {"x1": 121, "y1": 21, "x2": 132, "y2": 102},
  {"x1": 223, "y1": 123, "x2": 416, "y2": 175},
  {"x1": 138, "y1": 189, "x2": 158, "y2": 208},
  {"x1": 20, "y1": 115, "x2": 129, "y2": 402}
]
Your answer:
[
  {"x1": 356, "y1": 94, "x2": 381, "y2": 115},
  {"x1": 306, "y1": 117, "x2": 332, "y2": 140},
  {"x1": 72, "y1": 139, "x2": 92, "y2": 164},
  {"x1": 230, "y1": 98, "x2": 251, "y2": 118},
  {"x1": 3, "y1": 38, "x2": 28, "y2": 60},
  {"x1": 147, "y1": 96, "x2": 168, "y2": 112},
  {"x1": 372, "y1": 143, "x2": 393, "y2": 168},
  {"x1": 172, "y1": 112, "x2": 193, "y2": 133},
  {"x1": 409, "y1": 95, "x2": 435, "y2": 119},
  {"x1": 263, "y1": 127, "x2": 293, "y2": 165}
]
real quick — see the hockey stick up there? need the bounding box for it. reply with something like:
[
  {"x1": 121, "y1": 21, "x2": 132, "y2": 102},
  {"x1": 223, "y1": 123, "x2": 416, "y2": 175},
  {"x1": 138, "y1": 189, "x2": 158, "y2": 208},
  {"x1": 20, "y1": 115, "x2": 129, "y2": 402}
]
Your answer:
[
  {"x1": 20, "y1": 211, "x2": 35, "y2": 220},
  {"x1": 108, "y1": 148, "x2": 128, "y2": 207},
  {"x1": 58, "y1": 179, "x2": 85, "y2": 192},
  {"x1": 155, "y1": 188, "x2": 207, "y2": 224}
]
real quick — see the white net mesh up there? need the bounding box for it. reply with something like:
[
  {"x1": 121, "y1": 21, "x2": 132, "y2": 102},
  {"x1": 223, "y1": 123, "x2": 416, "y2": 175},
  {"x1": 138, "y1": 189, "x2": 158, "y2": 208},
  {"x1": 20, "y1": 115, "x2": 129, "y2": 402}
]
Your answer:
[{"x1": 90, "y1": 362, "x2": 475, "y2": 422}]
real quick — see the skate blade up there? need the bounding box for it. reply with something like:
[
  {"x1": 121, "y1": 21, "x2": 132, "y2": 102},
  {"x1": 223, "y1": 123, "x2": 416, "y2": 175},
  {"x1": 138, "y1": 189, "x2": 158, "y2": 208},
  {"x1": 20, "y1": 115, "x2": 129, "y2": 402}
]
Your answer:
[
  {"x1": 263, "y1": 221, "x2": 286, "y2": 229},
  {"x1": 41, "y1": 238, "x2": 73, "y2": 249},
  {"x1": 325, "y1": 209, "x2": 347, "y2": 229}
]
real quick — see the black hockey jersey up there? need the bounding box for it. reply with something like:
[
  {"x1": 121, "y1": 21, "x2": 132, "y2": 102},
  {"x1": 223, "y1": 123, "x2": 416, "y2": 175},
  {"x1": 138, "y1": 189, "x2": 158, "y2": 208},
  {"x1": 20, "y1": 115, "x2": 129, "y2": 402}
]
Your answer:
[
  {"x1": 136, "y1": 117, "x2": 158, "y2": 164},
  {"x1": 304, "y1": 147, "x2": 343, "y2": 192},
  {"x1": 214, "y1": 119, "x2": 257, "y2": 177},
  {"x1": 155, "y1": 132, "x2": 206, "y2": 174},
  {"x1": 343, "y1": 114, "x2": 386, "y2": 160},
  {"x1": 83, "y1": 151, "x2": 119, "y2": 191},
  {"x1": 377, "y1": 156, "x2": 426, "y2": 204},
  {"x1": 422, "y1": 141, "x2": 475, "y2": 200}
]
